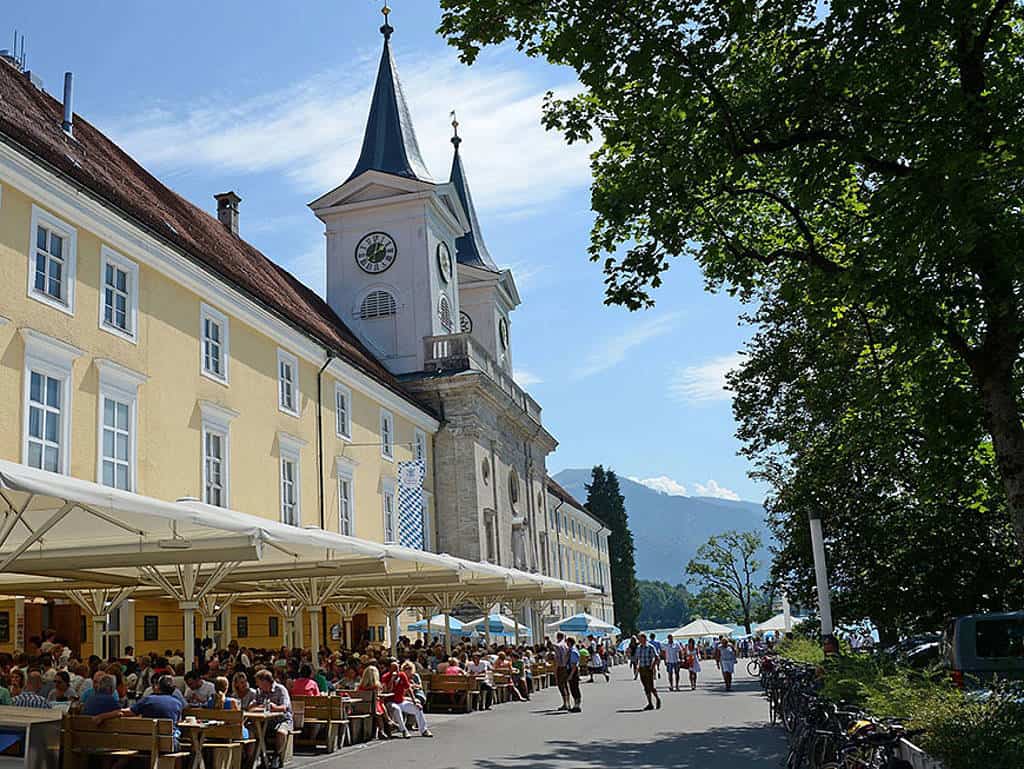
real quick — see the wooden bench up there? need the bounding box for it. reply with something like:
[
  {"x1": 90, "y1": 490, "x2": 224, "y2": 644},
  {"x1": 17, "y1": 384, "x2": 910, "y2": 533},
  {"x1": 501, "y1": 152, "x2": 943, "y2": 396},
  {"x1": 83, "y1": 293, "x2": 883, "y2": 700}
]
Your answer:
[
  {"x1": 424, "y1": 674, "x2": 478, "y2": 713},
  {"x1": 61, "y1": 713, "x2": 190, "y2": 769},
  {"x1": 492, "y1": 672, "x2": 512, "y2": 704},
  {"x1": 182, "y1": 707, "x2": 253, "y2": 769},
  {"x1": 334, "y1": 690, "x2": 374, "y2": 743},
  {"x1": 291, "y1": 695, "x2": 348, "y2": 752}
]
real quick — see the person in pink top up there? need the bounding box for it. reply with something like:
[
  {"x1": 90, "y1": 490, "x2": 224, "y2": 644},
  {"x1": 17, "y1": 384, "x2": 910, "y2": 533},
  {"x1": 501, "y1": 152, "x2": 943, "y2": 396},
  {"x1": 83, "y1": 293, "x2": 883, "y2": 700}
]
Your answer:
[
  {"x1": 443, "y1": 657, "x2": 464, "y2": 676},
  {"x1": 289, "y1": 664, "x2": 321, "y2": 697}
]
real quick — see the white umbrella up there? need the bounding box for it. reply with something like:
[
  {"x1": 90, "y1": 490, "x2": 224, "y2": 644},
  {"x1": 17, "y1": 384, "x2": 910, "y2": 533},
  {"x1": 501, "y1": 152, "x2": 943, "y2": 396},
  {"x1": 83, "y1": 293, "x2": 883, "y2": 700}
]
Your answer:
[
  {"x1": 667, "y1": 618, "x2": 736, "y2": 639},
  {"x1": 546, "y1": 612, "x2": 621, "y2": 636},
  {"x1": 755, "y1": 613, "x2": 806, "y2": 634},
  {"x1": 464, "y1": 613, "x2": 533, "y2": 638}
]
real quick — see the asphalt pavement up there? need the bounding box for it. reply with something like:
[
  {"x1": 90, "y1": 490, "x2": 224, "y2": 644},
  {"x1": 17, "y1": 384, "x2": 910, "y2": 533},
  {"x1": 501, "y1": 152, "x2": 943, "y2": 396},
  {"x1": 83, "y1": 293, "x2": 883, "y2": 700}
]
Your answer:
[{"x1": 293, "y1": 662, "x2": 786, "y2": 768}]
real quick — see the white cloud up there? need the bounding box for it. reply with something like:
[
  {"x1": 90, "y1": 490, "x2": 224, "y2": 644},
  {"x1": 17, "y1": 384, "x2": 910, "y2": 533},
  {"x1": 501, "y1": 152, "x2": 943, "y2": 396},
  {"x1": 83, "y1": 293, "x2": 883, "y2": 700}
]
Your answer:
[
  {"x1": 629, "y1": 475, "x2": 688, "y2": 496},
  {"x1": 513, "y1": 369, "x2": 543, "y2": 387},
  {"x1": 692, "y1": 479, "x2": 741, "y2": 501},
  {"x1": 103, "y1": 46, "x2": 593, "y2": 215},
  {"x1": 573, "y1": 313, "x2": 682, "y2": 379},
  {"x1": 669, "y1": 353, "x2": 744, "y2": 403}
]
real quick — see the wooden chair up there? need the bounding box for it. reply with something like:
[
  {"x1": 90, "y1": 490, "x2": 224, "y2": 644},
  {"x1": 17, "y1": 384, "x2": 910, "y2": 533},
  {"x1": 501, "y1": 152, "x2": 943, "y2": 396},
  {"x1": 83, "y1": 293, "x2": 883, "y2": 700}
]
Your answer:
[
  {"x1": 182, "y1": 707, "x2": 252, "y2": 769},
  {"x1": 337, "y1": 690, "x2": 374, "y2": 743},
  {"x1": 61, "y1": 713, "x2": 190, "y2": 769},
  {"x1": 291, "y1": 696, "x2": 347, "y2": 753},
  {"x1": 425, "y1": 675, "x2": 478, "y2": 713}
]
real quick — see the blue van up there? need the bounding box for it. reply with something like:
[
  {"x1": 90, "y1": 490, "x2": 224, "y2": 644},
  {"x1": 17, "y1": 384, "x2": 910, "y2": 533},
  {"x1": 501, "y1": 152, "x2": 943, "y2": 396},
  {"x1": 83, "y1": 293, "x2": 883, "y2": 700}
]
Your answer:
[{"x1": 942, "y1": 611, "x2": 1024, "y2": 686}]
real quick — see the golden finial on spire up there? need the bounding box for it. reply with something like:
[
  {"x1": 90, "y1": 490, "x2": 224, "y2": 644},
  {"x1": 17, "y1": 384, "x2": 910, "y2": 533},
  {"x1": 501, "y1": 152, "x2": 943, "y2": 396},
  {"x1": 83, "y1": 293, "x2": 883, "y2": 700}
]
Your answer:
[
  {"x1": 450, "y1": 110, "x2": 462, "y2": 149},
  {"x1": 380, "y1": 4, "x2": 394, "y2": 40}
]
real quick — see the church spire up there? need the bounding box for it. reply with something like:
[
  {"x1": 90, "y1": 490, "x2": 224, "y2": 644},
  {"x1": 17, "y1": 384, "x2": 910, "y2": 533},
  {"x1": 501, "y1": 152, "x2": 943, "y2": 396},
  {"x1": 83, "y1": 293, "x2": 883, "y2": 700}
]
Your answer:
[
  {"x1": 448, "y1": 113, "x2": 498, "y2": 271},
  {"x1": 346, "y1": 5, "x2": 433, "y2": 183}
]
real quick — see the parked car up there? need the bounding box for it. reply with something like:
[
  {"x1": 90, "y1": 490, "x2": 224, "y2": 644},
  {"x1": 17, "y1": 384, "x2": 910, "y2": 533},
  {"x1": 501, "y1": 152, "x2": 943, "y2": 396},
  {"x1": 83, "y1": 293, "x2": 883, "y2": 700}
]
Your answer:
[{"x1": 942, "y1": 611, "x2": 1024, "y2": 686}]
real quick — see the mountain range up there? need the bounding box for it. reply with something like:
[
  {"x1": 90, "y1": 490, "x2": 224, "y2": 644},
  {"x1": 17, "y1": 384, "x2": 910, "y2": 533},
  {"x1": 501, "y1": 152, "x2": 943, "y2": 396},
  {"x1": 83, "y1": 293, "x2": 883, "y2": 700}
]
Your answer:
[{"x1": 552, "y1": 469, "x2": 768, "y2": 583}]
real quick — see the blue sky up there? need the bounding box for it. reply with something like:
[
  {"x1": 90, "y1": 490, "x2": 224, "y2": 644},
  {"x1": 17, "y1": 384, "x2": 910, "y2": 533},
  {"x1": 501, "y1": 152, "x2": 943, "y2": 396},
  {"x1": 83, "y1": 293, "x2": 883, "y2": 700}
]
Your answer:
[{"x1": 9, "y1": 1, "x2": 765, "y2": 502}]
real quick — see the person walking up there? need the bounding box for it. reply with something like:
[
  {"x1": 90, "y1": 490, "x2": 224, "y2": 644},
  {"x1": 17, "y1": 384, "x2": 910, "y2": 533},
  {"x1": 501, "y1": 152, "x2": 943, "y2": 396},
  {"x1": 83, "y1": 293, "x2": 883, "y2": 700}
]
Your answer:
[
  {"x1": 663, "y1": 634, "x2": 683, "y2": 692},
  {"x1": 715, "y1": 636, "x2": 736, "y2": 692},
  {"x1": 685, "y1": 638, "x2": 701, "y2": 690},
  {"x1": 627, "y1": 635, "x2": 639, "y2": 680},
  {"x1": 566, "y1": 637, "x2": 583, "y2": 713},
  {"x1": 553, "y1": 632, "x2": 571, "y2": 711},
  {"x1": 632, "y1": 633, "x2": 661, "y2": 711}
]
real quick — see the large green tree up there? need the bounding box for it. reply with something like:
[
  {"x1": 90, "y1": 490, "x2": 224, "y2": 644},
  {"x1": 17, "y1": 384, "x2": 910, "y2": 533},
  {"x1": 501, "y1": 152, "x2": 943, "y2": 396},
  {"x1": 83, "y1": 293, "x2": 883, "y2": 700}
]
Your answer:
[
  {"x1": 439, "y1": 0, "x2": 1024, "y2": 561},
  {"x1": 586, "y1": 466, "x2": 641, "y2": 633},
  {"x1": 686, "y1": 530, "x2": 764, "y2": 634},
  {"x1": 637, "y1": 580, "x2": 692, "y2": 629}
]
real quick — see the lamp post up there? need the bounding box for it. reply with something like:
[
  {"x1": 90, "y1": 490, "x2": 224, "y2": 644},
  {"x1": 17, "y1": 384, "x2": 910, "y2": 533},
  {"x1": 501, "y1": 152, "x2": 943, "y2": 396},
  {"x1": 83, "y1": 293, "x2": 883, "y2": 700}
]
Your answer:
[{"x1": 807, "y1": 510, "x2": 834, "y2": 642}]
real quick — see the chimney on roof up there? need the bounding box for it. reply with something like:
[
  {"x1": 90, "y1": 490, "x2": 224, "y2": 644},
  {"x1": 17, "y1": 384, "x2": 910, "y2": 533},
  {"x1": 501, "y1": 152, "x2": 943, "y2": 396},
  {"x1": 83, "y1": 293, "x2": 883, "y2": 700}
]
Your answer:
[
  {"x1": 61, "y1": 72, "x2": 74, "y2": 136},
  {"x1": 214, "y1": 191, "x2": 241, "y2": 236}
]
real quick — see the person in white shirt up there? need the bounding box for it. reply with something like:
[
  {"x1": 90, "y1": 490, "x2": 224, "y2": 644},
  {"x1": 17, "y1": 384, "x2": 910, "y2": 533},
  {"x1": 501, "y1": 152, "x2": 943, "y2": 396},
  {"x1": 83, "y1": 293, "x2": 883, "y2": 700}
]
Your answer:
[
  {"x1": 663, "y1": 634, "x2": 684, "y2": 691},
  {"x1": 183, "y1": 671, "x2": 214, "y2": 706},
  {"x1": 466, "y1": 652, "x2": 495, "y2": 710}
]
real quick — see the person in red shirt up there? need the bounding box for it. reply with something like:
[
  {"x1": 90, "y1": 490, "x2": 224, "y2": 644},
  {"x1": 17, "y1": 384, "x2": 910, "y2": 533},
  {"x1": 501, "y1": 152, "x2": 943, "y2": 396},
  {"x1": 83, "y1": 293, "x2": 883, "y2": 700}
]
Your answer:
[
  {"x1": 289, "y1": 664, "x2": 321, "y2": 697},
  {"x1": 382, "y1": 660, "x2": 432, "y2": 738}
]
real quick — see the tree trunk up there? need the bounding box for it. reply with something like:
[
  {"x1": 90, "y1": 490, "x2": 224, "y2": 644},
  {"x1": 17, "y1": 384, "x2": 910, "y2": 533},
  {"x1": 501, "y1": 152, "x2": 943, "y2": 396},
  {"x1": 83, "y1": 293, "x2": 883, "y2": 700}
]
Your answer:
[{"x1": 972, "y1": 354, "x2": 1024, "y2": 561}]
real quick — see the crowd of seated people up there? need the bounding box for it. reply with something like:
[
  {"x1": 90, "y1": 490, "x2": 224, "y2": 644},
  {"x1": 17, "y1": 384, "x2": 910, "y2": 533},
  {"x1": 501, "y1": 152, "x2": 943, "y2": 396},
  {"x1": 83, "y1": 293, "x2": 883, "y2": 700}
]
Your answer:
[{"x1": 0, "y1": 628, "x2": 616, "y2": 765}]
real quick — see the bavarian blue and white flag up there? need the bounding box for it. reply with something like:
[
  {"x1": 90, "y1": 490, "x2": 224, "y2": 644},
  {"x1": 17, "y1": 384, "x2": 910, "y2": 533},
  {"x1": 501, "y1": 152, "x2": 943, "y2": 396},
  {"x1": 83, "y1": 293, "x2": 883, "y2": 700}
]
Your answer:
[{"x1": 397, "y1": 459, "x2": 425, "y2": 550}]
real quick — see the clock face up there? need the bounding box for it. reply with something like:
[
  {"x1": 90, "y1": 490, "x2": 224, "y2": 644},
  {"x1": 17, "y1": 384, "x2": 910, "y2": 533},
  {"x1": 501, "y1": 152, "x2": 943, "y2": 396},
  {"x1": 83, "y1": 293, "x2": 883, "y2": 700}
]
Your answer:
[
  {"x1": 437, "y1": 242, "x2": 453, "y2": 283},
  {"x1": 355, "y1": 232, "x2": 397, "y2": 274},
  {"x1": 499, "y1": 316, "x2": 510, "y2": 350}
]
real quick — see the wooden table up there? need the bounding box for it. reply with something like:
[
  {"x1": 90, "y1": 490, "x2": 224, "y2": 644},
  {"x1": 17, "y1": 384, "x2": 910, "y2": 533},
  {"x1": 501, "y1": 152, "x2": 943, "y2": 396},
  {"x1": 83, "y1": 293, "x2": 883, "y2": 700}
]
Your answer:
[
  {"x1": 243, "y1": 711, "x2": 272, "y2": 769},
  {"x1": 0, "y1": 707, "x2": 60, "y2": 769},
  {"x1": 177, "y1": 719, "x2": 224, "y2": 769}
]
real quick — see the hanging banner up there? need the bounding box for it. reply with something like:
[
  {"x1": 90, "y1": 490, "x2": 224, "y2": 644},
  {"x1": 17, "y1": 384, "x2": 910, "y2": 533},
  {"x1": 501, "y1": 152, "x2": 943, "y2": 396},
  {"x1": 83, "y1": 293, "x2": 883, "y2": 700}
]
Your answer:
[{"x1": 397, "y1": 458, "x2": 425, "y2": 550}]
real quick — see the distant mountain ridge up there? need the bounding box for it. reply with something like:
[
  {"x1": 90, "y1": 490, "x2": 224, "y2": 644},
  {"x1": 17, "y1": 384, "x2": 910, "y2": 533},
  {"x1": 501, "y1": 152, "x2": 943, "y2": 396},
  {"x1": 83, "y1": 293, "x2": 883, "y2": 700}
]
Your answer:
[{"x1": 552, "y1": 469, "x2": 768, "y2": 583}]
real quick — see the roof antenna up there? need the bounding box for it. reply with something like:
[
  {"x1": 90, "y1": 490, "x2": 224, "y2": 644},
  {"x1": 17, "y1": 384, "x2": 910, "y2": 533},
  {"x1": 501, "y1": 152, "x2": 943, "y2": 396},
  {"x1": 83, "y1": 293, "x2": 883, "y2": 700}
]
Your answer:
[{"x1": 380, "y1": 3, "x2": 393, "y2": 41}]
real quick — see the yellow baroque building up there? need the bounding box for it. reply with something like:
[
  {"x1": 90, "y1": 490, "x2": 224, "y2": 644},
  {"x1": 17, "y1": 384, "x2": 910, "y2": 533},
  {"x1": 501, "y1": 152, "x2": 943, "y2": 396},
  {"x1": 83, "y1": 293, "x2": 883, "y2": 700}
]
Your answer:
[{"x1": 0, "y1": 58, "x2": 438, "y2": 656}]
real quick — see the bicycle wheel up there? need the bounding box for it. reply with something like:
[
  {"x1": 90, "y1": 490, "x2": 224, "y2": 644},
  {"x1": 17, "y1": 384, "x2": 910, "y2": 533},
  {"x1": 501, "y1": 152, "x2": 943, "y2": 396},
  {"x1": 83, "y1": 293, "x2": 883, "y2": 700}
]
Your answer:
[{"x1": 748, "y1": 659, "x2": 760, "y2": 677}]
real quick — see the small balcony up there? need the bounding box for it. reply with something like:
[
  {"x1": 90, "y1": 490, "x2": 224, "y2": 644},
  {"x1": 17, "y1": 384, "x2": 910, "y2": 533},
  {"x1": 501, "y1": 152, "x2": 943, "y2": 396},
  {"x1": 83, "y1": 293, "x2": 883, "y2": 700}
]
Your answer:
[{"x1": 424, "y1": 333, "x2": 543, "y2": 423}]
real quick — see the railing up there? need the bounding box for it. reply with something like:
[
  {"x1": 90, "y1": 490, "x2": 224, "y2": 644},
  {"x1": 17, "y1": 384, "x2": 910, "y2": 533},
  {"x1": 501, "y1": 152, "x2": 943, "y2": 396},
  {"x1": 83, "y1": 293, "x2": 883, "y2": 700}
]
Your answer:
[{"x1": 424, "y1": 333, "x2": 543, "y2": 423}]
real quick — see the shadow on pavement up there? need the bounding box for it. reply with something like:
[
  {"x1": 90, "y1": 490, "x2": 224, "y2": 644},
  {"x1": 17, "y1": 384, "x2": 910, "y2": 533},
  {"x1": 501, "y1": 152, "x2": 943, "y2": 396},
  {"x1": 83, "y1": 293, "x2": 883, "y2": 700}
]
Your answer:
[{"x1": 466, "y1": 724, "x2": 785, "y2": 769}]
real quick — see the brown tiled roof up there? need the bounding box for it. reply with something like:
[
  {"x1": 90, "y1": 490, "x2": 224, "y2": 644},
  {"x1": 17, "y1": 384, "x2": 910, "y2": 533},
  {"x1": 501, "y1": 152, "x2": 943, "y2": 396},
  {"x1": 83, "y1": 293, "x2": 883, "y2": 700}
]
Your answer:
[
  {"x1": 546, "y1": 476, "x2": 587, "y2": 512},
  {"x1": 0, "y1": 62, "x2": 428, "y2": 413}
]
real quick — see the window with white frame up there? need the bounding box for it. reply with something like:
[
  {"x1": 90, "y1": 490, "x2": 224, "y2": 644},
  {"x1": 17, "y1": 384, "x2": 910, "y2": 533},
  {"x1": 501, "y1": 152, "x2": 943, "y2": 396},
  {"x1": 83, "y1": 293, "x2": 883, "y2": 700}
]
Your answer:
[
  {"x1": 421, "y1": 494, "x2": 432, "y2": 551},
  {"x1": 99, "y1": 247, "x2": 138, "y2": 341},
  {"x1": 278, "y1": 432, "x2": 305, "y2": 526},
  {"x1": 414, "y1": 429, "x2": 426, "y2": 464},
  {"x1": 280, "y1": 456, "x2": 299, "y2": 525},
  {"x1": 200, "y1": 401, "x2": 237, "y2": 507},
  {"x1": 382, "y1": 481, "x2": 397, "y2": 543},
  {"x1": 29, "y1": 206, "x2": 77, "y2": 314},
  {"x1": 335, "y1": 383, "x2": 352, "y2": 440},
  {"x1": 277, "y1": 349, "x2": 299, "y2": 416},
  {"x1": 21, "y1": 329, "x2": 81, "y2": 474},
  {"x1": 96, "y1": 360, "x2": 146, "y2": 492},
  {"x1": 337, "y1": 458, "x2": 356, "y2": 536},
  {"x1": 200, "y1": 304, "x2": 229, "y2": 383},
  {"x1": 380, "y1": 409, "x2": 394, "y2": 460}
]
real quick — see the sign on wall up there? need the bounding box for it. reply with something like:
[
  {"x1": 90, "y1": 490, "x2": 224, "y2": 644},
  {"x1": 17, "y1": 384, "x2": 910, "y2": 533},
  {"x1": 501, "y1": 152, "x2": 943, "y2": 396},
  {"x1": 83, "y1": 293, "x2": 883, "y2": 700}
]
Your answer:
[{"x1": 397, "y1": 458, "x2": 425, "y2": 550}]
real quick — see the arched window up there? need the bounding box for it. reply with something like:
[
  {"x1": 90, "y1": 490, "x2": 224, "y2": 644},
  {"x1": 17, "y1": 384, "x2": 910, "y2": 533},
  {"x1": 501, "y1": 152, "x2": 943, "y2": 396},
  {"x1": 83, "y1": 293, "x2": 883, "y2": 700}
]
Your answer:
[
  {"x1": 509, "y1": 469, "x2": 520, "y2": 509},
  {"x1": 360, "y1": 290, "x2": 396, "y2": 320},
  {"x1": 438, "y1": 294, "x2": 453, "y2": 333}
]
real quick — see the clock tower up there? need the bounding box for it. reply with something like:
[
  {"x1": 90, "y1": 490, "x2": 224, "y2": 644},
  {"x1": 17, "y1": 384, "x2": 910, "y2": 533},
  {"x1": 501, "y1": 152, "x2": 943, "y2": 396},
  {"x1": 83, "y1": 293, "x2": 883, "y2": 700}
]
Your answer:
[{"x1": 310, "y1": 8, "x2": 468, "y2": 375}]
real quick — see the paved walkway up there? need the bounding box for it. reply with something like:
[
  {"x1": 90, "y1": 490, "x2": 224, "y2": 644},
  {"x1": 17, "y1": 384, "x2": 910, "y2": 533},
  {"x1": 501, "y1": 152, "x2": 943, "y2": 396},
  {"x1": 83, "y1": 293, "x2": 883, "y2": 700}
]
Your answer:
[{"x1": 293, "y1": 664, "x2": 786, "y2": 768}]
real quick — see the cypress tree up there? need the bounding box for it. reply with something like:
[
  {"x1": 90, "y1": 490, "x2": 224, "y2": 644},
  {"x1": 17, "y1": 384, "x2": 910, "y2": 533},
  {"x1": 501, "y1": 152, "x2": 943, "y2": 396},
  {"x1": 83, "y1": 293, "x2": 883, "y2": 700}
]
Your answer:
[{"x1": 586, "y1": 466, "x2": 641, "y2": 634}]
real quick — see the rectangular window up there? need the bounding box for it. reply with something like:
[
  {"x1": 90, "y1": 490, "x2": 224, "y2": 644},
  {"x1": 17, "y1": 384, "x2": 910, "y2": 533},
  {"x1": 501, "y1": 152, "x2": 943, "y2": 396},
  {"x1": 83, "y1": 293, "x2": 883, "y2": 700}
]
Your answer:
[
  {"x1": 200, "y1": 304, "x2": 229, "y2": 383},
  {"x1": 280, "y1": 456, "x2": 299, "y2": 525},
  {"x1": 29, "y1": 207, "x2": 77, "y2": 314},
  {"x1": 414, "y1": 429, "x2": 426, "y2": 464},
  {"x1": 484, "y1": 513, "x2": 496, "y2": 562},
  {"x1": 277, "y1": 349, "x2": 299, "y2": 416},
  {"x1": 0, "y1": 612, "x2": 8, "y2": 643},
  {"x1": 380, "y1": 409, "x2": 394, "y2": 460},
  {"x1": 335, "y1": 384, "x2": 352, "y2": 439},
  {"x1": 203, "y1": 428, "x2": 226, "y2": 506},
  {"x1": 383, "y1": 489, "x2": 396, "y2": 543},
  {"x1": 99, "y1": 247, "x2": 138, "y2": 341},
  {"x1": 236, "y1": 616, "x2": 248, "y2": 639},
  {"x1": 143, "y1": 615, "x2": 159, "y2": 641},
  {"x1": 367, "y1": 626, "x2": 375, "y2": 642},
  {"x1": 100, "y1": 395, "x2": 132, "y2": 490},
  {"x1": 26, "y1": 370, "x2": 63, "y2": 472},
  {"x1": 339, "y1": 476, "x2": 353, "y2": 536},
  {"x1": 268, "y1": 616, "x2": 279, "y2": 637}
]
